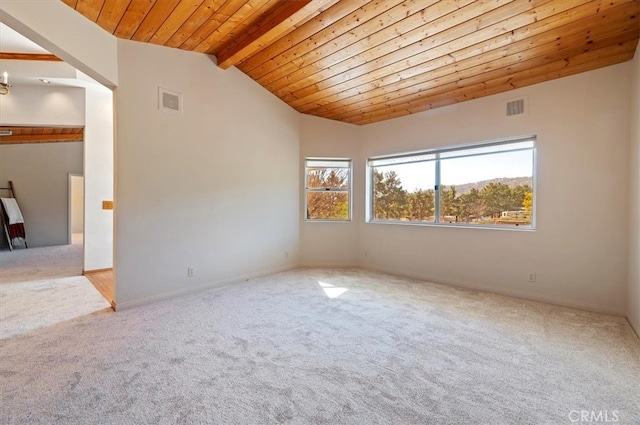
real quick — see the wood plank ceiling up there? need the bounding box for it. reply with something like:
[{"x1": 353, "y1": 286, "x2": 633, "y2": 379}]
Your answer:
[
  {"x1": 62, "y1": 0, "x2": 640, "y2": 125},
  {"x1": 0, "y1": 127, "x2": 84, "y2": 144}
]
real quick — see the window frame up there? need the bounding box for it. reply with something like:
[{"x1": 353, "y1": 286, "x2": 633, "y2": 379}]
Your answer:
[
  {"x1": 366, "y1": 136, "x2": 537, "y2": 230},
  {"x1": 305, "y1": 157, "x2": 353, "y2": 222}
]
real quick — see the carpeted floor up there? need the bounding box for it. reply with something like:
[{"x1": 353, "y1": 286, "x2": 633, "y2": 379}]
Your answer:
[
  {"x1": 0, "y1": 233, "x2": 111, "y2": 339},
  {"x1": 0, "y1": 233, "x2": 84, "y2": 284},
  {"x1": 1, "y1": 268, "x2": 639, "y2": 424}
]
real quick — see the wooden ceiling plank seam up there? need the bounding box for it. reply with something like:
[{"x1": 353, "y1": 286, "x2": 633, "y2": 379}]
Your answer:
[
  {"x1": 269, "y1": 0, "x2": 563, "y2": 99},
  {"x1": 307, "y1": 5, "x2": 639, "y2": 117},
  {"x1": 351, "y1": 49, "x2": 636, "y2": 124},
  {"x1": 96, "y1": 0, "x2": 133, "y2": 34},
  {"x1": 163, "y1": 0, "x2": 228, "y2": 48},
  {"x1": 178, "y1": 0, "x2": 249, "y2": 51},
  {"x1": 31, "y1": 128, "x2": 44, "y2": 135},
  {"x1": 325, "y1": 28, "x2": 639, "y2": 120},
  {"x1": 243, "y1": 0, "x2": 403, "y2": 79},
  {"x1": 196, "y1": 0, "x2": 280, "y2": 55},
  {"x1": 75, "y1": 0, "x2": 106, "y2": 22},
  {"x1": 262, "y1": 0, "x2": 514, "y2": 94},
  {"x1": 147, "y1": 0, "x2": 206, "y2": 46},
  {"x1": 343, "y1": 40, "x2": 637, "y2": 124},
  {"x1": 238, "y1": 0, "x2": 371, "y2": 74},
  {"x1": 289, "y1": 0, "x2": 626, "y2": 110},
  {"x1": 215, "y1": 0, "x2": 344, "y2": 69},
  {"x1": 253, "y1": 0, "x2": 468, "y2": 88},
  {"x1": 114, "y1": 0, "x2": 159, "y2": 40},
  {"x1": 0, "y1": 53, "x2": 63, "y2": 61},
  {"x1": 61, "y1": 0, "x2": 79, "y2": 9},
  {"x1": 131, "y1": 0, "x2": 182, "y2": 43}
]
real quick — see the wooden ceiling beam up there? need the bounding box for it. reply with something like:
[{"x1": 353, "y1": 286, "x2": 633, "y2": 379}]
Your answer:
[
  {"x1": 237, "y1": 0, "x2": 370, "y2": 75},
  {"x1": 240, "y1": 0, "x2": 400, "y2": 79},
  {"x1": 0, "y1": 52, "x2": 62, "y2": 61},
  {"x1": 215, "y1": 0, "x2": 341, "y2": 70},
  {"x1": 194, "y1": 0, "x2": 278, "y2": 54}
]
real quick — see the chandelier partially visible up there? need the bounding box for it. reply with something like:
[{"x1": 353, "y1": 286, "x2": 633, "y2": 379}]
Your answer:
[{"x1": 0, "y1": 72, "x2": 11, "y2": 95}]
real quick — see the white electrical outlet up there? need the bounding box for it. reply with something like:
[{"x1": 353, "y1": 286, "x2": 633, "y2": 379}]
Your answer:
[
  {"x1": 188, "y1": 267, "x2": 194, "y2": 277},
  {"x1": 528, "y1": 272, "x2": 536, "y2": 282}
]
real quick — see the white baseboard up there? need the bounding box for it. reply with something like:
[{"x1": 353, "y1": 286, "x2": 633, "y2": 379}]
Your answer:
[
  {"x1": 115, "y1": 265, "x2": 297, "y2": 311},
  {"x1": 361, "y1": 264, "x2": 627, "y2": 317}
]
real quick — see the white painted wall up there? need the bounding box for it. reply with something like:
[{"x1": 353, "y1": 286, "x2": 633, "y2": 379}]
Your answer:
[
  {"x1": 0, "y1": 85, "x2": 84, "y2": 126},
  {"x1": 629, "y1": 44, "x2": 640, "y2": 335},
  {"x1": 300, "y1": 115, "x2": 361, "y2": 266},
  {"x1": 0, "y1": 0, "x2": 117, "y2": 88},
  {"x1": 357, "y1": 63, "x2": 632, "y2": 315},
  {"x1": 83, "y1": 87, "x2": 114, "y2": 272},
  {"x1": 70, "y1": 175, "x2": 83, "y2": 233},
  {"x1": 0, "y1": 142, "x2": 83, "y2": 247},
  {"x1": 115, "y1": 39, "x2": 299, "y2": 308}
]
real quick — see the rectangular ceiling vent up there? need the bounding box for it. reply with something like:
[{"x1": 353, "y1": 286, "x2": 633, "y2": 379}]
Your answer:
[
  {"x1": 0, "y1": 130, "x2": 12, "y2": 136},
  {"x1": 506, "y1": 99, "x2": 525, "y2": 116}
]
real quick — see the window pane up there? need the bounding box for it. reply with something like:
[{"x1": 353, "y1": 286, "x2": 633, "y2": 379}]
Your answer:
[
  {"x1": 306, "y1": 167, "x2": 349, "y2": 189},
  {"x1": 372, "y1": 161, "x2": 436, "y2": 222},
  {"x1": 306, "y1": 160, "x2": 350, "y2": 168},
  {"x1": 439, "y1": 149, "x2": 534, "y2": 226},
  {"x1": 439, "y1": 139, "x2": 534, "y2": 159},
  {"x1": 307, "y1": 192, "x2": 349, "y2": 220}
]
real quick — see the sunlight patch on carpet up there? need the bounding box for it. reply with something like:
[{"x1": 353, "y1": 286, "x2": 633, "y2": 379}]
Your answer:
[
  {"x1": 0, "y1": 276, "x2": 111, "y2": 339},
  {"x1": 318, "y1": 280, "x2": 349, "y2": 298}
]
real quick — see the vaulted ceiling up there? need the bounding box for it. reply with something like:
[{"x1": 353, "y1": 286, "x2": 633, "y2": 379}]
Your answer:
[{"x1": 61, "y1": 0, "x2": 640, "y2": 125}]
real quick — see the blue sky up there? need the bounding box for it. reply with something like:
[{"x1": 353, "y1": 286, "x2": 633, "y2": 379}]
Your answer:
[{"x1": 376, "y1": 150, "x2": 534, "y2": 192}]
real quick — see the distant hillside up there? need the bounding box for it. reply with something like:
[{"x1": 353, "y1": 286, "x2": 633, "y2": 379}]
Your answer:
[{"x1": 447, "y1": 177, "x2": 532, "y2": 195}]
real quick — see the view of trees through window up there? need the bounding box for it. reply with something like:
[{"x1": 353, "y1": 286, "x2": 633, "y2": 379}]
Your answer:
[
  {"x1": 371, "y1": 140, "x2": 535, "y2": 227},
  {"x1": 306, "y1": 159, "x2": 351, "y2": 220}
]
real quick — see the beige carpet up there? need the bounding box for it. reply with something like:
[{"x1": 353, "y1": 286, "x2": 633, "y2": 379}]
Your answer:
[{"x1": 1, "y1": 268, "x2": 639, "y2": 424}]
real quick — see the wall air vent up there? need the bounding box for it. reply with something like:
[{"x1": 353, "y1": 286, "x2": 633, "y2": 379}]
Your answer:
[
  {"x1": 506, "y1": 99, "x2": 525, "y2": 116},
  {"x1": 158, "y1": 87, "x2": 183, "y2": 114},
  {"x1": 0, "y1": 130, "x2": 12, "y2": 136}
]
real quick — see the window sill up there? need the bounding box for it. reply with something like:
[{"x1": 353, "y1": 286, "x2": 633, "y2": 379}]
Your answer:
[{"x1": 366, "y1": 220, "x2": 535, "y2": 232}]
